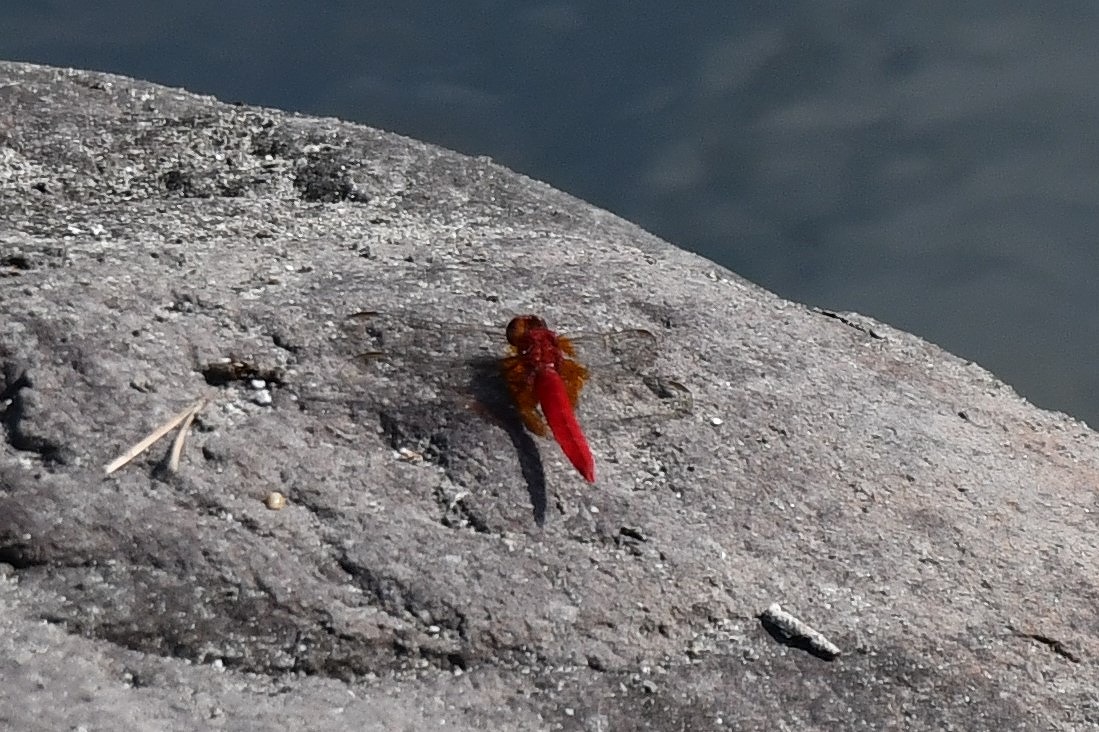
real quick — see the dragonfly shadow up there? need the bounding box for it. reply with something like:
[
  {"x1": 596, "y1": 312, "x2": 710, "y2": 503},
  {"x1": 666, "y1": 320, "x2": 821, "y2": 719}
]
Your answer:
[{"x1": 466, "y1": 357, "x2": 548, "y2": 527}]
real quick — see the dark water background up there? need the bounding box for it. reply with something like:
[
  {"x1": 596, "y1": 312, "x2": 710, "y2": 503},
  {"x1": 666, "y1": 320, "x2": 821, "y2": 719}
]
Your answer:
[{"x1": 4, "y1": 2, "x2": 1098, "y2": 427}]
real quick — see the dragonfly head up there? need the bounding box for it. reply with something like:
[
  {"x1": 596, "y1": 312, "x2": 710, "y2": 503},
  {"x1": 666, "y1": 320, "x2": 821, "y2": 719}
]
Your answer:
[{"x1": 506, "y1": 314, "x2": 548, "y2": 347}]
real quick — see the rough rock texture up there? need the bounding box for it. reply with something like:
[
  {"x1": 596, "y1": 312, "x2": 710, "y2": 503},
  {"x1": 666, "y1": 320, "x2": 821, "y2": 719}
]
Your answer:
[{"x1": 2, "y1": 61, "x2": 1097, "y2": 730}]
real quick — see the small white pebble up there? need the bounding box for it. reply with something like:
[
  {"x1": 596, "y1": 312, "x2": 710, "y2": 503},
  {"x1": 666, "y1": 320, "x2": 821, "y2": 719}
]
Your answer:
[
  {"x1": 710, "y1": 416, "x2": 724, "y2": 426},
  {"x1": 250, "y1": 379, "x2": 267, "y2": 390},
  {"x1": 397, "y1": 447, "x2": 424, "y2": 463},
  {"x1": 264, "y1": 492, "x2": 287, "y2": 510}
]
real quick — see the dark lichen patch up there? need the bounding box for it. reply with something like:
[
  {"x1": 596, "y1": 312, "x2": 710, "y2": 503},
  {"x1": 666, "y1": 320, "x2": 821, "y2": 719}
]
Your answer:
[{"x1": 293, "y1": 153, "x2": 367, "y2": 203}]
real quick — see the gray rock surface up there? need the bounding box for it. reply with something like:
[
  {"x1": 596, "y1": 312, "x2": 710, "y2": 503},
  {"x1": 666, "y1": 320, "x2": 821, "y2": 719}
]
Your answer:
[{"x1": 2, "y1": 61, "x2": 1097, "y2": 730}]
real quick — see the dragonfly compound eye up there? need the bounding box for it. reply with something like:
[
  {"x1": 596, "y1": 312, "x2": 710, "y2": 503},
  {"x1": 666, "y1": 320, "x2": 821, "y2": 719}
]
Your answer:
[{"x1": 506, "y1": 314, "x2": 547, "y2": 346}]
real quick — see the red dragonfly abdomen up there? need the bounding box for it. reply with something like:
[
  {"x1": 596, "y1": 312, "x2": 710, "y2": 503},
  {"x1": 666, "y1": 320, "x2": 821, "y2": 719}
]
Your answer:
[{"x1": 534, "y1": 367, "x2": 595, "y2": 483}]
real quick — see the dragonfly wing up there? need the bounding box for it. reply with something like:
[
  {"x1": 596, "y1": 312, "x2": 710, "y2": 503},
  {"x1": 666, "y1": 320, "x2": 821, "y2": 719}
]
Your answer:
[
  {"x1": 339, "y1": 310, "x2": 501, "y2": 369},
  {"x1": 556, "y1": 355, "x2": 589, "y2": 408},
  {"x1": 501, "y1": 354, "x2": 548, "y2": 437},
  {"x1": 564, "y1": 328, "x2": 658, "y2": 372},
  {"x1": 564, "y1": 332, "x2": 692, "y2": 428}
]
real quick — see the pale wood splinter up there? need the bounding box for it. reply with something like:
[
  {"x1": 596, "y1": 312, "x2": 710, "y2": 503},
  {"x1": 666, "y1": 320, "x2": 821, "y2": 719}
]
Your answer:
[{"x1": 104, "y1": 396, "x2": 208, "y2": 475}]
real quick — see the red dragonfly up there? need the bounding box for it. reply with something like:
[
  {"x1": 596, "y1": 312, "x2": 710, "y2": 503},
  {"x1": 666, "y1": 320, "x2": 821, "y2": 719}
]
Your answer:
[
  {"x1": 501, "y1": 314, "x2": 595, "y2": 482},
  {"x1": 311, "y1": 310, "x2": 690, "y2": 486}
]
